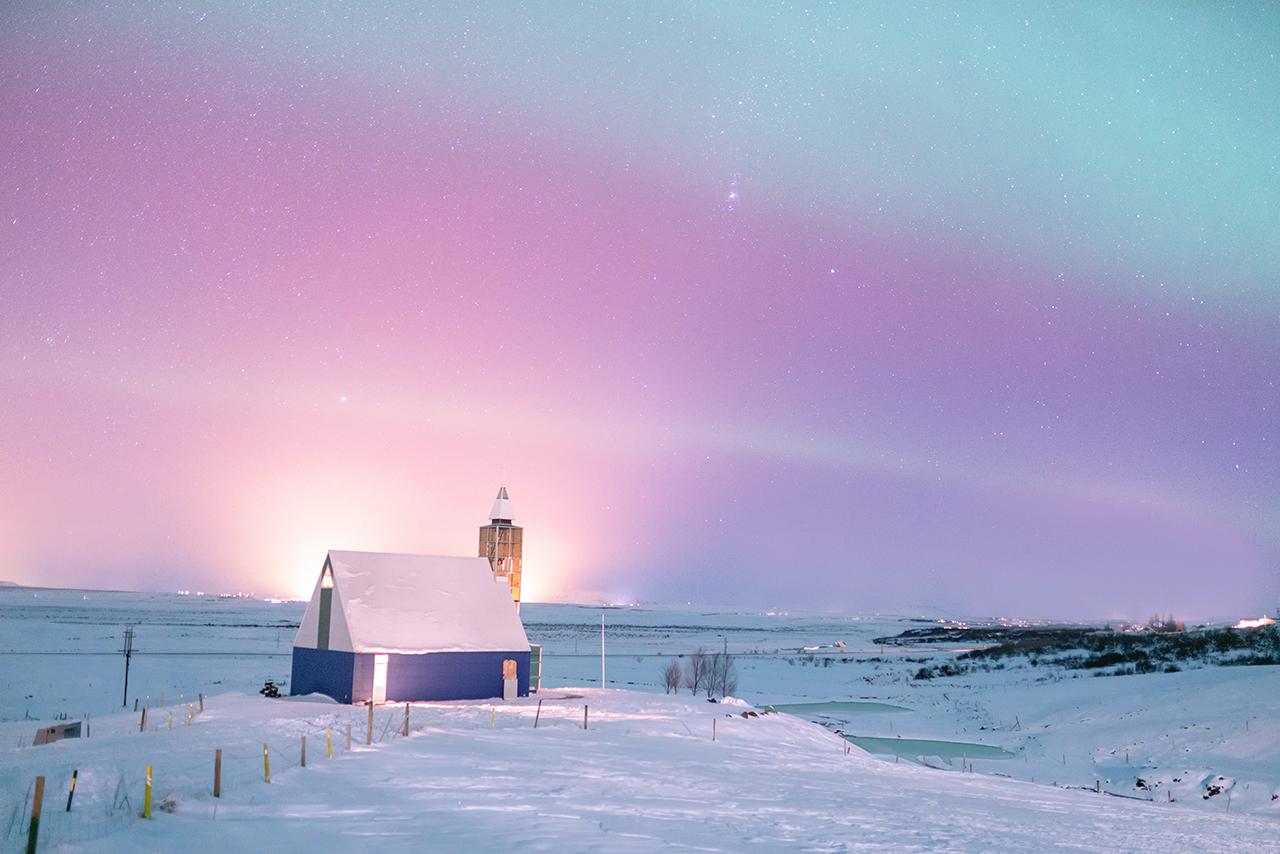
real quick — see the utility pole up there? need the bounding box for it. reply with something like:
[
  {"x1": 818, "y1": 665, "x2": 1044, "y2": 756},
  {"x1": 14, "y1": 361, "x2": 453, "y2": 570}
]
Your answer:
[{"x1": 121, "y1": 626, "x2": 135, "y2": 707}]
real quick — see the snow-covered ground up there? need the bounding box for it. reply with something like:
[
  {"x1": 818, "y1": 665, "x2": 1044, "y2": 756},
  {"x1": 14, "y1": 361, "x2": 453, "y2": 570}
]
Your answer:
[
  {"x1": 7, "y1": 690, "x2": 1280, "y2": 852},
  {"x1": 2, "y1": 588, "x2": 1278, "y2": 851}
]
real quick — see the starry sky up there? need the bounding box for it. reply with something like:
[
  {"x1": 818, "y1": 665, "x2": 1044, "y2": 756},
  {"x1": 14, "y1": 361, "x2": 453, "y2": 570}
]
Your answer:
[{"x1": 2, "y1": 2, "x2": 1277, "y2": 618}]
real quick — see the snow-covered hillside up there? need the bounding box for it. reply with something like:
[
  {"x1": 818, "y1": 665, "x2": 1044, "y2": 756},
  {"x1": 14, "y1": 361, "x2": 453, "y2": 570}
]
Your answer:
[
  {"x1": 4, "y1": 588, "x2": 1279, "y2": 851},
  {"x1": 5, "y1": 689, "x2": 1279, "y2": 853}
]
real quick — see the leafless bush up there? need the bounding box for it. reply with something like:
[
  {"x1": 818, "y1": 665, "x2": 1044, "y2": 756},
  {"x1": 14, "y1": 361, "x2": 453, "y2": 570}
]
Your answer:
[
  {"x1": 706, "y1": 652, "x2": 739, "y2": 699},
  {"x1": 662, "y1": 657, "x2": 682, "y2": 694},
  {"x1": 684, "y1": 648, "x2": 708, "y2": 695}
]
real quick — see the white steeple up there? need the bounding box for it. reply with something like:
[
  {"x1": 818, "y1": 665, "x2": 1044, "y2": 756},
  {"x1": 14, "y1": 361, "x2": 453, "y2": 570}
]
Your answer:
[{"x1": 489, "y1": 486, "x2": 514, "y2": 524}]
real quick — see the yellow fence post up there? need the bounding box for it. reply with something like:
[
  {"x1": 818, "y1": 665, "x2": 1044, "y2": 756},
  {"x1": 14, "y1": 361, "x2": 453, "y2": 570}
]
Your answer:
[
  {"x1": 327, "y1": 727, "x2": 332, "y2": 758},
  {"x1": 65, "y1": 769, "x2": 78, "y2": 812},
  {"x1": 143, "y1": 766, "x2": 152, "y2": 819},
  {"x1": 263, "y1": 742, "x2": 271, "y2": 783}
]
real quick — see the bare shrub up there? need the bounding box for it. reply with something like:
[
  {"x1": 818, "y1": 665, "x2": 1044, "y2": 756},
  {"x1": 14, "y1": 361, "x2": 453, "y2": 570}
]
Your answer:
[
  {"x1": 706, "y1": 652, "x2": 739, "y2": 698},
  {"x1": 684, "y1": 648, "x2": 707, "y2": 695},
  {"x1": 662, "y1": 657, "x2": 682, "y2": 694}
]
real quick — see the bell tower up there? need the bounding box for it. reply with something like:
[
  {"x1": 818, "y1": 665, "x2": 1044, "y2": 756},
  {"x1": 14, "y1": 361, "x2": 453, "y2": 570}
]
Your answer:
[{"x1": 479, "y1": 486, "x2": 523, "y2": 610}]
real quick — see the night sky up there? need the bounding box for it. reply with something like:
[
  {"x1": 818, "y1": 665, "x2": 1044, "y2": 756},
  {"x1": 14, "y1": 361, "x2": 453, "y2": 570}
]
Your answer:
[{"x1": 2, "y1": 3, "x2": 1276, "y2": 618}]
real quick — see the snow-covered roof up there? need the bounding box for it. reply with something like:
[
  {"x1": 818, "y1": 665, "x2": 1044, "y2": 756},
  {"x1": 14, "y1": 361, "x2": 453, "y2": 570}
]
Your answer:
[
  {"x1": 489, "y1": 486, "x2": 515, "y2": 523},
  {"x1": 294, "y1": 550, "x2": 529, "y2": 654}
]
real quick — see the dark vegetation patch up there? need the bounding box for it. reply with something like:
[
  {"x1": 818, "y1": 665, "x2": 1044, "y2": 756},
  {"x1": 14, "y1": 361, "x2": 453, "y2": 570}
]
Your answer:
[{"x1": 900, "y1": 625, "x2": 1280, "y2": 680}]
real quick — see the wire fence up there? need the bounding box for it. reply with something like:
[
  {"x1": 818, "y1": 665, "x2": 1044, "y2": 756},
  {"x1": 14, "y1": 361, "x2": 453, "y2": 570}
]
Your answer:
[{"x1": 1, "y1": 695, "x2": 437, "y2": 853}]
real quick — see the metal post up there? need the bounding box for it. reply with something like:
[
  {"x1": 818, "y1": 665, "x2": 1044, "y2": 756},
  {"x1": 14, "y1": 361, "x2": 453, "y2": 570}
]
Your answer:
[{"x1": 121, "y1": 626, "x2": 134, "y2": 707}]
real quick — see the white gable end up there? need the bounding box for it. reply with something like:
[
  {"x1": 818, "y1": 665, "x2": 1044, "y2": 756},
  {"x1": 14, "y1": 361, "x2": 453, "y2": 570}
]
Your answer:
[{"x1": 293, "y1": 557, "x2": 354, "y2": 653}]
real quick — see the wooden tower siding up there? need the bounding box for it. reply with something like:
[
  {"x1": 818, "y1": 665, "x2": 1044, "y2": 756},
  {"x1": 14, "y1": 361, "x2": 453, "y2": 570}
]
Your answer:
[{"x1": 479, "y1": 523, "x2": 523, "y2": 609}]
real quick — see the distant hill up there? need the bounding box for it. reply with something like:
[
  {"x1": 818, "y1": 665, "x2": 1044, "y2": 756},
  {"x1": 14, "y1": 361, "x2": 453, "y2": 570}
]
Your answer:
[{"x1": 0, "y1": 580, "x2": 20, "y2": 587}]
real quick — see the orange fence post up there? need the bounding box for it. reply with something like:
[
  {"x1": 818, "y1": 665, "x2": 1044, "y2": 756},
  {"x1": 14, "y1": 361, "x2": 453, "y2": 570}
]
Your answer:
[{"x1": 26, "y1": 776, "x2": 45, "y2": 854}]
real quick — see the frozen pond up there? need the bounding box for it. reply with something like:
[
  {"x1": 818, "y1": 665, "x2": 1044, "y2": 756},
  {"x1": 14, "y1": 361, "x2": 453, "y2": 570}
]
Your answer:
[{"x1": 845, "y1": 735, "x2": 1014, "y2": 760}]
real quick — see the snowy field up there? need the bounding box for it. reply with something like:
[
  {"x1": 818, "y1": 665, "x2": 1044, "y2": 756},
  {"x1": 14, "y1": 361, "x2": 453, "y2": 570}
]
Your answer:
[{"x1": 2, "y1": 588, "x2": 1278, "y2": 851}]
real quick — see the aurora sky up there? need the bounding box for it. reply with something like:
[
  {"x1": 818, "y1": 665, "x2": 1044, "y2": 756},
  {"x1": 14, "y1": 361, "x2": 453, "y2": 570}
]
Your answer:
[{"x1": 2, "y1": 3, "x2": 1277, "y2": 618}]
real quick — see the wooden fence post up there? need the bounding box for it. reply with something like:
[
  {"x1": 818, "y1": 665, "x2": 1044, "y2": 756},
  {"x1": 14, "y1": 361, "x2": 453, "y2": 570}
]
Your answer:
[
  {"x1": 534, "y1": 699, "x2": 542, "y2": 728},
  {"x1": 199, "y1": 693, "x2": 204, "y2": 713},
  {"x1": 65, "y1": 769, "x2": 78, "y2": 812},
  {"x1": 143, "y1": 766, "x2": 152, "y2": 819},
  {"x1": 327, "y1": 728, "x2": 332, "y2": 758},
  {"x1": 712, "y1": 718, "x2": 716, "y2": 741},
  {"x1": 367, "y1": 702, "x2": 374, "y2": 745},
  {"x1": 263, "y1": 742, "x2": 271, "y2": 783},
  {"x1": 404, "y1": 703, "x2": 410, "y2": 737},
  {"x1": 301, "y1": 735, "x2": 306, "y2": 768},
  {"x1": 133, "y1": 698, "x2": 139, "y2": 712},
  {"x1": 26, "y1": 775, "x2": 45, "y2": 854},
  {"x1": 139, "y1": 706, "x2": 147, "y2": 732},
  {"x1": 583, "y1": 705, "x2": 588, "y2": 730},
  {"x1": 490, "y1": 707, "x2": 495, "y2": 730},
  {"x1": 214, "y1": 749, "x2": 222, "y2": 797}
]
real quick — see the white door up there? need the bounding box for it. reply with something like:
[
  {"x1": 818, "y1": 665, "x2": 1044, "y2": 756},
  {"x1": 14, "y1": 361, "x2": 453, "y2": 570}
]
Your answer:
[{"x1": 372, "y1": 654, "x2": 388, "y2": 704}]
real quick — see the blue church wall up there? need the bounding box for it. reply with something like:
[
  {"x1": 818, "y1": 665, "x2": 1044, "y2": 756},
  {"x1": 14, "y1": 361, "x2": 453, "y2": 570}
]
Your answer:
[
  {"x1": 290, "y1": 647, "x2": 356, "y2": 704},
  {"x1": 351, "y1": 650, "x2": 531, "y2": 703}
]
